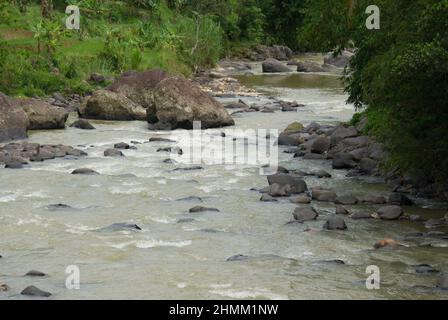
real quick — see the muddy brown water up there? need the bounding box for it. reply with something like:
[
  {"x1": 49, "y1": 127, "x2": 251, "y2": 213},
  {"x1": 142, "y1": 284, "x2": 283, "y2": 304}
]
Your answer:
[{"x1": 1, "y1": 64, "x2": 447, "y2": 299}]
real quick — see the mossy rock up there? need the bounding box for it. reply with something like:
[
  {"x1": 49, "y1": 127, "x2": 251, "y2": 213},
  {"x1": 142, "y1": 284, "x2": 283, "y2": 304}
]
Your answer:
[{"x1": 283, "y1": 122, "x2": 304, "y2": 133}]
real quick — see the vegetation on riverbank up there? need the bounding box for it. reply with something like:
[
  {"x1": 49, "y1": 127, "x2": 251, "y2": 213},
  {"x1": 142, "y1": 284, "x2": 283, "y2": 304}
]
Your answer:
[
  {"x1": 300, "y1": 0, "x2": 448, "y2": 185},
  {"x1": 1, "y1": 0, "x2": 447, "y2": 189}
]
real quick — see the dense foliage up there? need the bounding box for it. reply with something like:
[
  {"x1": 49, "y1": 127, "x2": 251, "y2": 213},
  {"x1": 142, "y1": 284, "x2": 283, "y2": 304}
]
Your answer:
[{"x1": 300, "y1": 0, "x2": 448, "y2": 182}]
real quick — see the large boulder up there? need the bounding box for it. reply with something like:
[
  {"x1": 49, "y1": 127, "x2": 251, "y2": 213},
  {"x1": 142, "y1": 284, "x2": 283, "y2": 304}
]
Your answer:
[
  {"x1": 18, "y1": 98, "x2": 68, "y2": 130},
  {"x1": 262, "y1": 59, "x2": 292, "y2": 73},
  {"x1": 324, "y1": 50, "x2": 354, "y2": 68},
  {"x1": 108, "y1": 69, "x2": 169, "y2": 108},
  {"x1": 147, "y1": 76, "x2": 234, "y2": 130},
  {"x1": 297, "y1": 61, "x2": 329, "y2": 73},
  {"x1": 79, "y1": 90, "x2": 146, "y2": 121},
  {"x1": 0, "y1": 93, "x2": 28, "y2": 142},
  {"x1": 267, "y1": 174, "x2": 308, "y2": 194}
]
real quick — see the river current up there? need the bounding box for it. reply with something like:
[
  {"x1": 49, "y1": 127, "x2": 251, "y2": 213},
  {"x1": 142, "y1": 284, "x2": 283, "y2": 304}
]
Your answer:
[{"x1": 1, "y1": 61, "x2": 447, "y2": 300}]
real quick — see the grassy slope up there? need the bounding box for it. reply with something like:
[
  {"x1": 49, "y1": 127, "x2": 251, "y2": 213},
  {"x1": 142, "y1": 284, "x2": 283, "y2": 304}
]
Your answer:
[{"x1": 0, "y1": 4, "x2": 192, "y2": 97}]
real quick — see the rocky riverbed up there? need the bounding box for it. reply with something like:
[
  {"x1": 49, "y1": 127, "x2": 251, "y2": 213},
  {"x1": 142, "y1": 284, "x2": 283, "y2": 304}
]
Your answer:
[{"x1": 1, "y1": 56, "x2": 447, "y2": 299}]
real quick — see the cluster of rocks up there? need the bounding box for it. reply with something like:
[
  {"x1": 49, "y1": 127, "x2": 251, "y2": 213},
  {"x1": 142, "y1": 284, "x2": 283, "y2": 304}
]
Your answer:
[
  {"x1": 47, "y1": 92, "x2": 83, "y2": 112},
  {"x1": 243, "y1": 45, "x2": 294, "y2": 62},
  {"x1": 262, "y1": 50, "x2": 354, "y2": 73},
  {"x1": 226, "y1": 99, "x2": 304, "y2": 114},
  {"x1": 0, "y1": 91, "x2": 95, "y2": 144},
  {"x1": 79, "y1": 69, "x2": 235, "y2": 130},
  {"x1": 278, "y1": 121, "x2": 384, "y2": 176},
  {"x1": 195, "y1": 72, "x2": 258, "y2": 97},
  {"x1": 0, "y1": 141, "x2": 87, "y2": 168}
]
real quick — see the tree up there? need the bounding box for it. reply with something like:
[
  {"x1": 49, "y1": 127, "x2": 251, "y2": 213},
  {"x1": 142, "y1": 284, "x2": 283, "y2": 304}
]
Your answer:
[{"x1": 40, "y1": 0, "x2": 53, "y2": 19}]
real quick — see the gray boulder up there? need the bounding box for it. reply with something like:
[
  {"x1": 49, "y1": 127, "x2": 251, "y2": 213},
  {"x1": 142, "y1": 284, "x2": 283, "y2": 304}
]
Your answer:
[
  {"x1": 312, "y1": 189, "x2": 337, "y2": 202},
  {"x1": 79, "y1": 90, "x2": 146, "y2": 121},
  {"x1": 19, "y1": 98, "x2": 68, "y2": 130},
  {"x1": 267, "y1": 174, "x2": 308, "y2": 194},
  {"x1": 377, "y1": 205, "x2": 404, "y2": 220},
  {"x1": 324, "y1": 50, "x2": 354, "y2": 68},
  {"x1": 0, "y1": 92, "x2": 28, "y2": 142},
  {"x1": 262, "y1": 59, "x2": 292, "y2": 73},
  {"x1": 323, "y1": 216, "x2": 347, "y2": 230},
  {"x1": 148, "y1": 76, "x2": 234, "y2": 130},
  {"x1": 293, "y1": 207, "x2": 318, "y2": 222}
]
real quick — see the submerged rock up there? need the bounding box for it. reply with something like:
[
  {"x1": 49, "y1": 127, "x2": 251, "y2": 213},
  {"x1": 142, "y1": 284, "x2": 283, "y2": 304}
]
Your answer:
[
  {"x1": 176, "y1": 196, "x2": 203, "y2": 203},
  {"x1": 260, "y1": 194, "x2": 278, "y2": 202},
  {"x1": 25, "y1": 270, "x2": 46, "y2": 277},
  {"x1": 114, "y1": 142, "x2": 130, "y2": 149},
  {"x1": 98, "y1": 223, "x2": 142, "y2": 232},
  {"x1": 336, "y1": 205, "x2": 349, "y2": 215},
  {"x1": 71, "y1": 168, "x2": 99, "y2": 175},
  {"x1": 388, "y1": 193, "x2": 414, "y2": 206},
  {"x1": 104, "y1": 148, "x2": 124, "y2": 157},
  {"x1": 414, "y1": 264, "x2": 440, "y2": 274},
  {"x1": 436, "y1": 274, "x2": 448, "y2": 290},
  {"x1": 312, "y1": 189, "x2": 337, "y2": 202},
  {"x1": 148, "y1": 137, "x2": 176, "y2": 143},
  {"x1": 335, "y1": 193, "x2": 358, "y2": 205},
  {"x1": 189, "y1": 206, "x2": 220, "y2": 213},
  {"x1": 19, "y1": 98, "x2": 68, "y2": 130},
  {"x1": 21, "y1": 285, "x2": 52, "y2": 297},
  {"x1": 350, "y1": 212, "x2": 372, "y2": 220},
  {"x1": 323, "y1": 216, "x2": 347, "y2": 230},
  {"x1": 290, "y1": 195, "x2": 311, "y2": 204}
]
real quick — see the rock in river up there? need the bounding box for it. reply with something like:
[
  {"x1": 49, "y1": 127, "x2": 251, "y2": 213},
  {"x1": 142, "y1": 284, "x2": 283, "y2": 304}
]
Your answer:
[
  {"x1": 262, "y1": 58, "x2": 292, "y2": 73},
  {"x1": 79, "y1": 89, "x2": 147, "y2": 121},
  {"x1": 70, "y1": 119, "x2": 95, "y2": 130},
  {"x1": 377, "y1": 205, "x2": 404, "y2": 220},
  {"x1": 147, "y1": 76, "x2": 234, "y2": 130},
  {"x1": 267, "y1": 174, "x2": 308, "y2": 194},
  {"x1": 189, "y1": 206, "x2": 220, "y2": 213},
  {"x1": 98, "y1": 223, "x2": 142, "y2": 232},
  {"x1": 25, "y1": 270, "x2": 46, "y2": 277},
  {"x1": 323, "y1": 216, "x2": 347, "y2": 230},
  {"x1": 0, "y1": 92, "x2": 28, "y2": 142},
  {"x1": 21, "y1": 285, "x2": 52, "y2": 297},
  {"x1": 293, "y1": 207, "x2": 318, "y2": 222},
  {"x1": 312, "y1": 189, "x2": 337, "y2": 202},
  {"x1": 104, "y1": 148, "x2": 124, "y2": 157},
  {"x1": 436, "y1": 274, "x2": 448, "y2": 290},
  {"x1": 71, "y1": 168, "x2": 99, "y2": 175},
  {"x1": 388, "y1": 193, "x2": 414, "y2": 206},
  {"x1": 18, "y1": 98, "x2": 68, "y2": 130}
]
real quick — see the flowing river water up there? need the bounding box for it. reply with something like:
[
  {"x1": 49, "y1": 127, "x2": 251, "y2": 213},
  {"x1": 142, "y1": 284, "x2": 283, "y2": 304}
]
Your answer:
[{"x1": 1, "y1": 61, "x2": 447, "y2": 300}]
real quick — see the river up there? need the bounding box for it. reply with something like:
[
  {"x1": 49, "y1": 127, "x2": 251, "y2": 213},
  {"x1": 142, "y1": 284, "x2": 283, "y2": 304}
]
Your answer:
[{"x1": 1, "y1": 62, "x2": 447, "y2": 300}]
